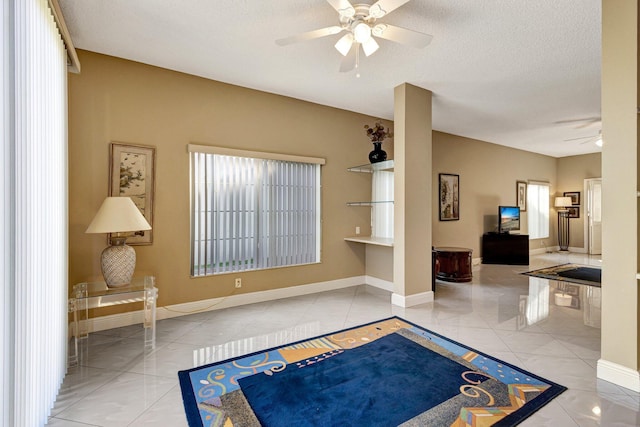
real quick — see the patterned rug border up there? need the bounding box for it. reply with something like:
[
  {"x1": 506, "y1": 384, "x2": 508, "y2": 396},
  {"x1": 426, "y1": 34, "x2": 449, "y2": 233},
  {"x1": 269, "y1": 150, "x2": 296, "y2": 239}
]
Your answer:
[
  {"x1": 522, "y1": 263, "x2": 601, "y2": 287},
  {"x1": 178, "y1": 316, "x2": 567, "y2": 427}
]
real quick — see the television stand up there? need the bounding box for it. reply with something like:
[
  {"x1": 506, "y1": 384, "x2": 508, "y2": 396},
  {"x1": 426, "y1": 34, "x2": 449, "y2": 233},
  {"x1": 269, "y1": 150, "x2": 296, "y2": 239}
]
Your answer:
[{"x1": 482, "y1": 233, "x2": 529, "y2": 265}]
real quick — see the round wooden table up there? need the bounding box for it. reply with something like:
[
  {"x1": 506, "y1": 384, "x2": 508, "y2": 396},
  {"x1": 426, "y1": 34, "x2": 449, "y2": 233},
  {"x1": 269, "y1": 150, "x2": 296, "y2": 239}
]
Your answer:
[{"x1": 433, "y1": 247, "x2": 473, "y2": 283}]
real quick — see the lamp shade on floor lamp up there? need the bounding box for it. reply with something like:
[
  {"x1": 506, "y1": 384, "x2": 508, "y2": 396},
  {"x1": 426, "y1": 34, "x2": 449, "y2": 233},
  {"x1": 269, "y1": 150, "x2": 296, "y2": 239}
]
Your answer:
[{"x1": 86, "y1": 197, "x2": 152, "y2": 287}]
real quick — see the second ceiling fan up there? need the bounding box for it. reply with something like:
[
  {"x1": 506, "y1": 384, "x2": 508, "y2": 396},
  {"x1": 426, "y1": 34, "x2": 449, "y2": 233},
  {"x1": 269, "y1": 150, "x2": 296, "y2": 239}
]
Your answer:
[{"x1": 276, "y1": 0, "x2": 433, "y2": 74}]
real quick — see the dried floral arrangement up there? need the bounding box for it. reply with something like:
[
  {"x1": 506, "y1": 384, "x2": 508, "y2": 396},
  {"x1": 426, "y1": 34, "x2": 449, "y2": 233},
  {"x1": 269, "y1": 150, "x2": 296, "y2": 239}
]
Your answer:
[{"x1": 364, "y1": 121, "x2": 393, "y2": 143}]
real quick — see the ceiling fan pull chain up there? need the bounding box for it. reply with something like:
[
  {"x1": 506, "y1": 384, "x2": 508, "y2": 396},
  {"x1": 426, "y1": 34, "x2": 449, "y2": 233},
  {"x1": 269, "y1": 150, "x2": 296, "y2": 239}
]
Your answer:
[{"x1": 355, "y1": 44, "x2": 361, "y2": 78}]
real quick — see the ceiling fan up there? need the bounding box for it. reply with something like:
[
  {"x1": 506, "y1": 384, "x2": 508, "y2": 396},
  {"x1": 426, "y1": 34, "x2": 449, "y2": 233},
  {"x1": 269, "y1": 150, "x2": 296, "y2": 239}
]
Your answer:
[
  {"x1": 276, "y1": 0, "x2": 433, "y2": 75},
  {"x1": 564, "y1": 130, "x2": 603, "y2": 147},
  {"x1": 555, "y1": 116, "x2": 603, "y2": 146}
]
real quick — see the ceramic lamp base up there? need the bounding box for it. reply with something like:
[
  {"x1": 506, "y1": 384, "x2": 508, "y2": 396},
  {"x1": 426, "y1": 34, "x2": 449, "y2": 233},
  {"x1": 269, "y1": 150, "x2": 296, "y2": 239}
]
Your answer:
[{"x1": 101, "y1": 238, "x2": 136, "y2": 288}]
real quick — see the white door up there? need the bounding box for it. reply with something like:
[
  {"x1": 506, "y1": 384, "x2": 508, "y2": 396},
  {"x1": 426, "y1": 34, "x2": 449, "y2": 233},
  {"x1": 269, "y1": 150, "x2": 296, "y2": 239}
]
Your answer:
[{"x1": 586, "y1": 178, "x2": 602, "y2": 255}]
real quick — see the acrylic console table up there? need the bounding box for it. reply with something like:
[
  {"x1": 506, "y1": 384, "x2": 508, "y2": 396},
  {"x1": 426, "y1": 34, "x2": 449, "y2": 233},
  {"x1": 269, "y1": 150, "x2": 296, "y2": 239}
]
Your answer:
[{"x1": 68, "y1": 276, "x2": 158, "y2": 366}]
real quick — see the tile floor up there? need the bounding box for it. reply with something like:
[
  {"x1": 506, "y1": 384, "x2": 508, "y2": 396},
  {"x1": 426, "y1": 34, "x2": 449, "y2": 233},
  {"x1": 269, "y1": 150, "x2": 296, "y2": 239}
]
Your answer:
[{"x1": 49, "y1": 253, "x2": 640, "y2": 426}]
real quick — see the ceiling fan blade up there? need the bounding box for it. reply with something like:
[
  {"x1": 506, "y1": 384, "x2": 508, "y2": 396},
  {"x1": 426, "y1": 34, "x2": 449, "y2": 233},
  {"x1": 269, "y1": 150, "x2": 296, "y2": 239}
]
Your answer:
[
  {"x1": 326, "y1": 0, "x2": 355, "y2": 17},
  {"x1": 372, "y1": 24, "x2": 433, "y2": 48},
  {"x1": 554, "y1": 117, "x2": 601, "y2": 128},
  {"x1": 368, "y1": 0, "x2": 411, "y2": 18},
  {"x1": 564, "y1": 134, "x2": 599, "y2": 142},
  {"x1": 574, "y1": 120, "x2": 601, "y2": 129},
  {"x1": 339, "y1": 45, "x2": 357, "y2": 72},
  {"x1": 276, "y1": 26, "x2": 343, "y2": 46}
]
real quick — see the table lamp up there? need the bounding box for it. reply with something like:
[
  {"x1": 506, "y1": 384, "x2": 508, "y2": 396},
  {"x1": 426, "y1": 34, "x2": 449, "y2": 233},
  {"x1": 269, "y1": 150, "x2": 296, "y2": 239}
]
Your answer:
[
  {"x1": 554, "y1": 196, "x2": 573, "y2": 251},
  {"x1": 86, "y1": 197, "x2": 152, "y2": 287}
]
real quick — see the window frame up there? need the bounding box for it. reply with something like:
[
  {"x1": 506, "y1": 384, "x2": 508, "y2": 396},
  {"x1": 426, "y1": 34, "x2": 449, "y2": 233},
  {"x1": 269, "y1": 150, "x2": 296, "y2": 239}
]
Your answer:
[{"x1": 188, "y1": 144, "x2": 325, "y2": 277}]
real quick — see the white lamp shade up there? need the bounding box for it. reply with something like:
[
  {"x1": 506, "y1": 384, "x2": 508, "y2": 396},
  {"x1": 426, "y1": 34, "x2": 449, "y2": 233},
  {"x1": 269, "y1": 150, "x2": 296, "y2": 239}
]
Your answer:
[
  {"x1": 86, "y1": 197, "x2": 152, "y2": 234},
  {"x1": 362, "y1": 37, "x2": 379, "y2": 57},
  {"x1": 353, "y1": 22, "x2": 372, "y2": 43},
  {"x1": 334, "y1": 33, "x2": 354, "y2": 56},
  {"x1": 554, "y1": 197, "x2": 573, "y2": 208}
]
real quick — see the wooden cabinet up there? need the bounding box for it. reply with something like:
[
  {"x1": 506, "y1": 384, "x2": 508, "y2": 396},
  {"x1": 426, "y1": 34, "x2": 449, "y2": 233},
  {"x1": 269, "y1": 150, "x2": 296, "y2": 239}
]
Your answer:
[
  {"x1": 434, "y1": 247, "x2": 473, "y2": 282},
  {"x1": 482, "y1": 233, "x2": 529, "y2": 265}
]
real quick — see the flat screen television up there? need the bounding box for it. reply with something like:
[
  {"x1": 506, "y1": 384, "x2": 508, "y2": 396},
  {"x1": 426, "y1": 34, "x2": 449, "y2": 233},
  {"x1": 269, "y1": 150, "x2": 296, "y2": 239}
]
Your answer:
[{"x1": 498, "y1": 206, "x2": 520, "y2": 234}]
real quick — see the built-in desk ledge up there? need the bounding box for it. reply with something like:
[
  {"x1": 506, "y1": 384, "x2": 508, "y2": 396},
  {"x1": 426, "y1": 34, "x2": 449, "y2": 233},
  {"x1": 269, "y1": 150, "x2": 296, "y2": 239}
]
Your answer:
[{"x1": 344, "y1": 236, "x2": 394, "y2": 247}]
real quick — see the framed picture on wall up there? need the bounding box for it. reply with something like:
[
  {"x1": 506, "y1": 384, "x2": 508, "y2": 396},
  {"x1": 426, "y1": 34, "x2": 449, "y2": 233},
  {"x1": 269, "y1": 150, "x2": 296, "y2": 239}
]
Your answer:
[
  {"x1": 516, "y1": 181, "x2": 527, "y2": 212},
  {"x1": 439, "y1": 173, "x2": 459, "y2": 221},
  {"x1": 109, "y1": 142, "x2": 156, "y2": 245},
  {"x1": 563, "y1": 191, "x2": 580, "y2": 205},
  {"x1": 567, "y1": 206, "x2": 580, "y2": 218}
]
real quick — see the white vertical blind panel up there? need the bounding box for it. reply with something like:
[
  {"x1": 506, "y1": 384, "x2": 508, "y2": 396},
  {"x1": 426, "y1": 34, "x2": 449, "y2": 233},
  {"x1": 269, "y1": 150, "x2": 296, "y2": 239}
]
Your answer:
[
  {"x1": 527, "y1": 183, "x2": 550, "y2": 239},
  {"x1": 0, "y1": 0, "x2": 11, "y2": 423},
  {"x1": 11, "y1": 0, "x2": 68, "y2": 425},
  {"x1": 190, "y1": 152, "x2": 320, "y2": 276},
  {"x1": 372, "y1": 170, "x2": 394, "y2": 238}
]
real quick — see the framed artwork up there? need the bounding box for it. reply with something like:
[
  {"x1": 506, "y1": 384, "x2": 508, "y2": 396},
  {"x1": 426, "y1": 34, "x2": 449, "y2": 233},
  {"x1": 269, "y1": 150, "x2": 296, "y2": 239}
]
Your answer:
[
  {"x1": 439, "y1": 173, "x2": 459, "y2": 221},
  {"x1": 516, "y1": 181, "x2": 527, "y2": 212},
  {"x1": 563, "y1": 191, "x2": 580, "y2": 205},
  {"x1": 109, "y1": 142, "x2": 156, "y2": 245},
  {"x1": 567, "y1": 206, "x2": 580, "y2": 218}
]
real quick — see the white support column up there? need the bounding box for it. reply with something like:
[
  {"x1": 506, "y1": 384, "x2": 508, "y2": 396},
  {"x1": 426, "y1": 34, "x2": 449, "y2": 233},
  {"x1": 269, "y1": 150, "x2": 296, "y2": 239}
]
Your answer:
[{"x1": 392, "y1": 84, "x2": 433, "y2": 307}]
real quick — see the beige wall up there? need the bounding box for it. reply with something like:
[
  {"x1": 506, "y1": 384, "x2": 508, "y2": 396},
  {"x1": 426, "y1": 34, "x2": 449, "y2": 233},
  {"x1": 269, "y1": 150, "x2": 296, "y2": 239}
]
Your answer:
[
  {"x1": 68, "y1": 50, "x2": 394, "y2": 308},
  {"x1": 432, "y1": 132, "x2": 558, "y2": 257},
  {"x1": 557, "y1": 153, "x2": 602, "y2": 249},
  {"x1": 600, "y1": 0, "x2": 638, "y2": 372},
  {"x1": 70, "y1": 50, "x2": 602, "y2": 316}
]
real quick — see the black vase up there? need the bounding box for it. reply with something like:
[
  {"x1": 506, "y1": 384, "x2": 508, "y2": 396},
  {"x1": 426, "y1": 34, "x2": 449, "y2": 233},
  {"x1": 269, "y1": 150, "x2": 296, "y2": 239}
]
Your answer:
[{"x1": 368, "y1": 142, "x2": 387, "y2": 164}]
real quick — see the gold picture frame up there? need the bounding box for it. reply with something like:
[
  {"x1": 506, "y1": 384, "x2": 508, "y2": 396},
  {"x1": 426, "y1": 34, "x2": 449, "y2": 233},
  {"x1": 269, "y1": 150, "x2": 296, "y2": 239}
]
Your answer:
[
  {"x1": 516, "y1": 181, "x2": 527, "y2": 212},
  {"x1": 109, "y1": 142, "x2": 156, "y2": 245},
  {"x1": 439, "y1": 173, "x2": 459, "y2": 221}
]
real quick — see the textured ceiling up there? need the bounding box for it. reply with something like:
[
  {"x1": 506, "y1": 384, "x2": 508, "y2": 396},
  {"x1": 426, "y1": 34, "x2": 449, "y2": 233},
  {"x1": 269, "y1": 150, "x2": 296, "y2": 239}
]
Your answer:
[{"x1": 59, "y1": 0, "x2": 602, "y2": 158}]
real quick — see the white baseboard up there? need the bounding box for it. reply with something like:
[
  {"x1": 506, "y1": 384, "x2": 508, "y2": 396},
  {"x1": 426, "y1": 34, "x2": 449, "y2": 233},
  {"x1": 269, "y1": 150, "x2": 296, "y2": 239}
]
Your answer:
[
  {"x1": 597, "y1": 358, "x2": 640, "y2": 392},
  {"x1": 568, "y1": 246, "x2": 587, "y2": 254},
  {"x1": 74, "y1": 275, "x2": 437, "y2": 333},
  {"x1": 73, "y1": 276, "x2": 368, "y2": 333},
  {"x1": 391, "y1": 291, "x2": 434, "y2": 308},
  {"x1": 365, "y1": 275, "x2": 394, "y2": 292},
  {"x1": 529, "y1": 247, "x2": 548, "y2": 255}
]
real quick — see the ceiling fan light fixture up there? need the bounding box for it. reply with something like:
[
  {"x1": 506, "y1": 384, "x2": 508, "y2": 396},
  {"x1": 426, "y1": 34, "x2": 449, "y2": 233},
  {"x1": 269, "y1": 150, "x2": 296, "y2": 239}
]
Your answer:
[
  {"x1": 369, "y1": 4, "x2": 386, "y2": 19},
  {"x1": 334, "y1": 33, "x2": 354, "y2": 56},
  {"x1": 362, "y1": 37, "x2": 379, "y2": 56},
  {"x1": 353, "y1": 22, "x2": 372, "y2": 43},
  {"x1": 372, "y1": 23, "x2": 387, "y2": 37},
  {"x1": 338, "y1": 6, "x2": 356, "y2": 18}
]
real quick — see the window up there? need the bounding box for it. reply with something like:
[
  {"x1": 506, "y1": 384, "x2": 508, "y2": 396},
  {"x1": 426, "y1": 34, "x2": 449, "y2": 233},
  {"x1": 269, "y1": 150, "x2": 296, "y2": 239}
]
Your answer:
[
  {"x1": 527, "y1": 182, "x2": 550, "y2": 239},
  {"x1": 189, "y1": 145, "x2": 323, "y2": 276},
  {"x1": 371, "y1": 170, "x2": 394, "y2": 238}
]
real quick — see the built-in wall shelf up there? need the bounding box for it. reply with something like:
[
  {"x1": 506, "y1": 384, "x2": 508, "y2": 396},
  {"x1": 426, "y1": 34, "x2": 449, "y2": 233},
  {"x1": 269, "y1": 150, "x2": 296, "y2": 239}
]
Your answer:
[
  {"x1": 346, "y1": 201, "x2": 394, "y2": 207},
  {"x1": 344, "y1": 236, "x2": 394, "y2": 247},
  {"x1": 347, "y1": 159, "x2": 394, "y2": 173}
]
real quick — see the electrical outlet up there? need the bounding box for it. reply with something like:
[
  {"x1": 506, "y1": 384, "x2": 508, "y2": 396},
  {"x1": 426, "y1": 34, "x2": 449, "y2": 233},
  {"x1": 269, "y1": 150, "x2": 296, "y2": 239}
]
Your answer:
[
  {"x1": 355, "y1": 226, "x2": 361, "y2": 235},
  {"x1": 235, "y1": 278, "x2": 242, "y2": 288}
]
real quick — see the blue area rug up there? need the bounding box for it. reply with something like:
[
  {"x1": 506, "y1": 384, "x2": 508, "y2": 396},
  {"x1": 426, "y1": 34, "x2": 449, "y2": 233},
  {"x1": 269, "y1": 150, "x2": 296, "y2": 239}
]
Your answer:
[
  {"x1": 239, "y1": 333, "x2": 468, "y2": 426},
  {"x1": 178, "y1": 317, "x2": 566, "y2": 426},
  {"x1": 523, "y1": 263, "x2": 601, "y2": 287}
]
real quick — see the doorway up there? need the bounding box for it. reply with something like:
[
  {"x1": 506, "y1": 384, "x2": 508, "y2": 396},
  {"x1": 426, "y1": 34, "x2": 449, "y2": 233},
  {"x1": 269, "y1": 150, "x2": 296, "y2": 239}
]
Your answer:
[{"x1": 584, "y1": 178, "x2": 602, "y2": 255}]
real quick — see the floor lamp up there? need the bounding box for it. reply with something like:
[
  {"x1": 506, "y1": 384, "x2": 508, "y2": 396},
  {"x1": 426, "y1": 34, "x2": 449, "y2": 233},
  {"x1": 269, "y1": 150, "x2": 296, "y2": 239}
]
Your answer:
[{"x1": 555, "y1": 197, "x2": 573, "y2": 251}]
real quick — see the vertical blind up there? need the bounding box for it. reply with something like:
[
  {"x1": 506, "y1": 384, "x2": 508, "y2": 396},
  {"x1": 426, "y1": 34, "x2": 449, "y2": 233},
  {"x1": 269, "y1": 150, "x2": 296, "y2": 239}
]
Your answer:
[
  {"x1": 190, "y1": 146, "x2": 323, "y2": 276},
  {"x1": 527, "y1": 182, "x2": 550, "y2": 239},
  {"x1": 371, "y1": 170, "x2": 394, "y2": 238},
  {"x1": 2, "y1": 1, "x2": 69, "y2": 426}
]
